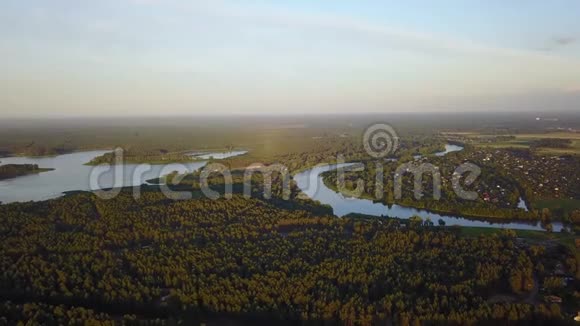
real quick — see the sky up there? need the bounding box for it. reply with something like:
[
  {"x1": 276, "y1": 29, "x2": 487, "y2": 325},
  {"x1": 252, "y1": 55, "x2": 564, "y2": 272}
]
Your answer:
[{"x1": 0, "y1": 0, "x2": 579, "y2": 117}]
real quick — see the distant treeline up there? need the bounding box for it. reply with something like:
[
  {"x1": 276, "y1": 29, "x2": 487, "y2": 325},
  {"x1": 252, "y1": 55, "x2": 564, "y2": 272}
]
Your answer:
[{"x1": 86, "y1": 149, "x2": 199, "y2": 165}]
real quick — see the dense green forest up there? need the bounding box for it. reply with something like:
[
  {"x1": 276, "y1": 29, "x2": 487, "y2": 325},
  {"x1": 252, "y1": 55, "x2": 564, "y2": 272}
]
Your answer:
[
  {"x1": 0, "y1": 189, "x2": 577, "y2": 324},
  {"x1": 1, "y1": 117, "x2": 579, "y2": 324}
]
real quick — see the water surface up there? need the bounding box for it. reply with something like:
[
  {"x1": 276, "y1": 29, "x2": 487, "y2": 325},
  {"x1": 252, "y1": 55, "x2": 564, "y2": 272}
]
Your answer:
[
  {"x1": 0, "y1": 150, "x2": 243, "y2": 203},
  {"x1": 435, "y1": 144, "x2": 464, "y2": 156},
  {"x1": 1, "y1": 147, "x2": 562, "y2": 231},
  {"x1": 188, "y1": 150, "x2": 248, "y2": 160},
  {"x1": 294, "y1": 161, "x2": 561, "y2": 232}
]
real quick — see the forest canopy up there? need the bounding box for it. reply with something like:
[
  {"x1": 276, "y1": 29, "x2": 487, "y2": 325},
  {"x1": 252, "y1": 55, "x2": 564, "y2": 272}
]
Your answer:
[{"x1": 0, "y1": 190, "x2": 577, "y2": 324}]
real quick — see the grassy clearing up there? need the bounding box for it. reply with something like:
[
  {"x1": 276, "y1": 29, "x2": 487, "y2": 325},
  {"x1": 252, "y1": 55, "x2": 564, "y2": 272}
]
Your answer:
[
  {"x1": 515, "y1": 132, "x2": 580, "y2": 140},
  {"x1": 534, "y1": 198, "x2": 580, "y2": 215},
  {"x1": 536, "y1": 146, "x2": 580, "y2": 155},
  {"x1": 478, "y1": 142, "x2": 530, "y2": 149}
]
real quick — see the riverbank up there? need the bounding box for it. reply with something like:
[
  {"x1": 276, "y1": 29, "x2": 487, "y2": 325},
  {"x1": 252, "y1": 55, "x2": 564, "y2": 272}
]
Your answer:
[
  {"x1": 84, "y1": 149, "x2": 248, "y2": 166},
  {"x1": 321, "y1": 168, "x2": 551, "y2": 223},
  {"x1": 0, "y1": 147, "x2": 112, "y2": 160},
  {"x1": 0, "y1": 164, "x2": 54, "y2": 181},
  {"x1": 293, "y1": 163, "x2": 564, "y2": 231},
  {"x1": 345, "y1": 212, "x2": 573, "y2": 246}
]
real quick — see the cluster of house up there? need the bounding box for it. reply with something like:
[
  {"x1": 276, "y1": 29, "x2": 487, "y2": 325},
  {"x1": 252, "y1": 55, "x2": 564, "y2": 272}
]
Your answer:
[
  {"x1": 478, "y1": 184, "x2": 513, "y2": 207},
  {"x1": 467, "y1": 149, "x2": 579, "y2": 200}
]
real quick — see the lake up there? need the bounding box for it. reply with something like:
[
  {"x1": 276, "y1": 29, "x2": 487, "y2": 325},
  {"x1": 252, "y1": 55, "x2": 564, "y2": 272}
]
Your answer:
[{"x1": 0, "y1": 150, "x2": 243, "y2": 204}]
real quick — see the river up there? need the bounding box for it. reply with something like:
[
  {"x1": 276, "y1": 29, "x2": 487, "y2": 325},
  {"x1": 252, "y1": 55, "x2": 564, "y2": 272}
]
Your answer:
[
  {"x1": 293, "y1": 145, "x2": 562, "y2": 231},
  {"x1": 0, "y1": 147, "x2": 562, "y2": 231}
]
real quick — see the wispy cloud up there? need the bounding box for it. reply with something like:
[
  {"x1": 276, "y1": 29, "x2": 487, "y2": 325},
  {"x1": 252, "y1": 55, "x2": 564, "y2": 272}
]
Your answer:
[
  {"x1": 124, "y1": 0, "x2": 580, "y2": 67},
  {"x1": 3, "y1": 0, "x2": 580, "y2": 115}
]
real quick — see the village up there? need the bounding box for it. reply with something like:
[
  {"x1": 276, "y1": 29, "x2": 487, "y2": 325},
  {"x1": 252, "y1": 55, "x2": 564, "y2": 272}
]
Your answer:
[{"x1": 463, "y1": 148, "x2": 580, "y2": 202}]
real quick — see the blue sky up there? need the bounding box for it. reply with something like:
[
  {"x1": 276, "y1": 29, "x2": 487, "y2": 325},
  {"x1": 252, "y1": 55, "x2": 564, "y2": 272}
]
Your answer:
[{"x1": 1, "y1": 0, "x2": 579, "y2": 116}]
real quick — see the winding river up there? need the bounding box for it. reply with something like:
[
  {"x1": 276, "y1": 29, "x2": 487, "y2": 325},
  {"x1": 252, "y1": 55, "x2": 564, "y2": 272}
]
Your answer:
[
  {"x1": 293, "y1": 145, "x2": 562, "y2": 231},
  {"x1": 0, "y1": 146, "x2": 562, "y2": 231}
]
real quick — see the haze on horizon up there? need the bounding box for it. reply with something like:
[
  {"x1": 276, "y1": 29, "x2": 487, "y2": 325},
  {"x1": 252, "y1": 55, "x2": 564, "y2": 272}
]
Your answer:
[{"x1": 1, "y1": 0, "x2": 580, "y2": 117}]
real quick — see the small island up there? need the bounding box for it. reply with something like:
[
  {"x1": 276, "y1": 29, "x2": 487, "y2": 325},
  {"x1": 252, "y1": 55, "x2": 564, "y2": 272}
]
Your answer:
[{"x1": 0, "y1": 164, "x2": 54, "y2": 181}]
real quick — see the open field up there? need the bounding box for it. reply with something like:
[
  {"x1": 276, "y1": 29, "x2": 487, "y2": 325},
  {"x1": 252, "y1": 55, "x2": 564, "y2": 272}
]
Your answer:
[
  {"x1": 451, "y1": 131, "x2": 580, "y2": 155},
  {"x1": 515, "y1": 132, "x2": 580, "y2": 140},
  {"x1": 534, "y1": 198, "x2": 580, "y2": 215},
  {"x1": 478, "y1": 142, "x2": 530, "y2": 149},
  {"x1": 536, "y1": 140, "x2": 580, "y2": 155},
  {"x1": 458, "y1": 226, "x2": 578, "y2": 248}
]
